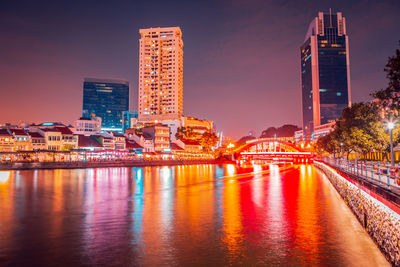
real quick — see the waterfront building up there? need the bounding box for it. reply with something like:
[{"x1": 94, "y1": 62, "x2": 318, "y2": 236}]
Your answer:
[
  {"x1": 9, "y1": 129, "x2": 32, "y2": 151},
  {"x1": 161, "y1": 119, "x2": 181, "y2": 142},
  {"x1": 37, "y1": 128, "x2": 62, "y2": 151},
  {"x1": 126, "y1": 131, "x2": 154, "y2": 152},
  {"x1": 148, "y1": 116, "x2": 214, "y2": 142},
  {"x1": 138, "y1": 27, "x2": 184, "y2": 122},
  {"x1": 77, "y1": 135, "x2": 103, "y2": 151},
  {"x1": 29, "y1": 132, "x2": 46, "y2": 151},
  {"x1": 82, "y1": 78, "x2": 129, "y2": 132},
  {"x1": 55, "y1": 126, "x2": 78, "y2": 150},
  {"x1": 174, "y1": 138, "x2": 202, "y2": 153},
  {"x1": 74, "y1": 117, "x2": 102, "y2": 135},
  {"x1": 142, "y1": 125, "x2": 170, "y2": 152},
  {"x1": 92, "y1": 132, "x2": 114, "y2": 150},
  {"x1": 170, "y1": 142, "x2": 184, "y2": 153},
  {"x1": 181, "y1": 116, "x2": 214, "y2": 138},
  {"x1": 125, "y1": 139, "x2": 144, "y2": 153},
  {"x1": 0, "y1": 129, "x2": 15, "y2": 152},
  {"x1": 301, "y1": 10, "x2": 351, "y2": 141},
  {"x1": 113, "y1": 133, "x2": 126, "y2": 150}
]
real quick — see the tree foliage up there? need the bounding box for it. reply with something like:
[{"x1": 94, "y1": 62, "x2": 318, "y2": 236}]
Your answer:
[
  {"x1": 371, "y1": 41, "x2": 400, "y2": 113},
  {"x1": 236, "y1": 135, "x2": 256, "y2": 146},
  {"x1": 260, "y1": 124, "x2": 301, "y2": 138},
  {"x1": 199, "y1": 130, "x2": 218, "y2": 151},
  {"x1": 317, "y1": 102, "x2": 399, "y2": 158},
  {"x1": 175, "y1": 127, "x2": 196, "y2": 140}
]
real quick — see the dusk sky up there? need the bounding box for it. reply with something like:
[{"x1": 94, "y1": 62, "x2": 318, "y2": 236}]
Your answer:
[{"x1": 1, "y1": 0, "x2": 399, "y2": 138}]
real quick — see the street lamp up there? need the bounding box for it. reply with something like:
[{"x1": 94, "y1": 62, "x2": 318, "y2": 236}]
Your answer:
[{"x1": 388, "y1": 122, "x2": 395, "y2": 167}]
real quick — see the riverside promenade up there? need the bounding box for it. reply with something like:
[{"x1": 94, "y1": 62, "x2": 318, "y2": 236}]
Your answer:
[
  {"x1": 0, "y1": 159, "x2": 233, "y2": 170},
  {"x1": 315, "y1": 160, "x2": 400, "y2": 265}
]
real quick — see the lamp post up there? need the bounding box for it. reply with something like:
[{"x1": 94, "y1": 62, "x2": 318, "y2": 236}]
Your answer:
[{"x1": 388, "y1": 122, "x2": 395, "y2": 167}]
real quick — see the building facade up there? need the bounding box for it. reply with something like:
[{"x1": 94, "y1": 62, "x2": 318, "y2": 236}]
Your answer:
[
  {"x1": 0, "y1": 129, "x2": 15, "y2": 152},
  {"x1": 122, "y1": 111, "x2": 138, "y2": 133},
  {"x1": 300, "y1": 10, "x2": 351, "y2": 140},
  {"x1": 29, "y1": 132, "x2": 46, "y2": 150},
  {"x1": 9, "y1": 129, "x2": 32, "y2": 151},
  {"x1": 142, "y1": 125, "x2": 170, "y2": 152},
  {"x1": 74, "y1": 117, "x2": 102, "y2": 135},
  {"x1": 294, "y1": 122, "x2": 335, "y2": 144},
  {"x1": 82, "y1": 78, "x2": 129, "y2": 132},
  {"x1": 138, "y1": 27, "x2": 184, "y2": 122},
  {"x1": 38, "y1": 128, "x2": 63, "y2": 151}
]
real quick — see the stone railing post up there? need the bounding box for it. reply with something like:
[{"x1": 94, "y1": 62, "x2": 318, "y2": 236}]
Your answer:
[
  {"x1": 356, "y1": 159, "x2": 359, "y2": 177},
  {"x1": 386, "y1": 162, "x2": 390, "y2": 189},
  {"x1": 378, "y1": 161, "x2": 381, "y2": 184},
  {"x1": 371, "y1": 160, "x2": 374, "y2": 182},
  {"x1": 361, "y1": 160, "x2": 364, "y2": 178}
]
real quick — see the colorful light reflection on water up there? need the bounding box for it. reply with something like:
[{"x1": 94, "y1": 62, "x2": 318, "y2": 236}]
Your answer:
[{"x1": 0, "y1": 164, "x2": 389, "y2": 266}]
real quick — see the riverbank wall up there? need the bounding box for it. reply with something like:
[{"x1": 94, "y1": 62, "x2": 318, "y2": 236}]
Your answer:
[
  {"x1": 315, "y1": 161, "x2": 400, "y2": 266},
  {"x1": 0, "y1": 159, "x2": 234, "y2": 170}
]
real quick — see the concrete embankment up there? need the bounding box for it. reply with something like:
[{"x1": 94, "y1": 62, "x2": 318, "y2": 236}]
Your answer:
[
  {"x1": 0, "y1": 159, "x2": 233, "y2": 170},
  {"x1": 315, "y1": 161, "x2": 400, "y2": 266}
]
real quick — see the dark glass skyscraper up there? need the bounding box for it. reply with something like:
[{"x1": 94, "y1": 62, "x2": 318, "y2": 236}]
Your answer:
[
  {"x1": 82, "y1": 78, "x2": 130, "y2": 132},
  {"x1": 300, "y1": 10, "x2": 351, "y2": 140}
]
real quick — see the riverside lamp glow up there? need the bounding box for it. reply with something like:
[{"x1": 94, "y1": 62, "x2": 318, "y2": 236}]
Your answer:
[{"x1": 388, "y1": 122, "x2": 395, "y2": 167}]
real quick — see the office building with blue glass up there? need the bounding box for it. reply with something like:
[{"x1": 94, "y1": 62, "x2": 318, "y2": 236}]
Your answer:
[
  {"x1": 300, "y1": 11, "x2": 351, "y2": 141},
  {"x1": 82, "y1": 78, "x2": 130, "y2": 132}
]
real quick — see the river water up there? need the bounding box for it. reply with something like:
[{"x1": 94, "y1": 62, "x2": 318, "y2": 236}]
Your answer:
[{"x1": 0, "y1": 164, "x2": 389, "y2": 266}]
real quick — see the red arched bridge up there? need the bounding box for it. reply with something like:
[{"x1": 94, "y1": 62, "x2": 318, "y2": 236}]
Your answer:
[{"x1": 230, "y1": 138, "x2": 313, "y2": 163}]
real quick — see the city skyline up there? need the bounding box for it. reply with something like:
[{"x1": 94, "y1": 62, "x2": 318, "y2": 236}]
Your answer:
[{"x1": 1, "y1": 0, "x2": 400, "y2": 138}]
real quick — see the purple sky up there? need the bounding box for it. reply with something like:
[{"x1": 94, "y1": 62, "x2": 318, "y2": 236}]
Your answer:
[{"x1": 1, "y1": 0, "x2": 399, "y2": 138}]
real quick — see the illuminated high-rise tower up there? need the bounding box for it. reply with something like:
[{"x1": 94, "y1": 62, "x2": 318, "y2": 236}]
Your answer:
[
  {"x1": 82, "y1": 78, "x2": 129, "y2": 132},
  {"x1": 138, "y1": 27, "x2": 183, "y2": 122},
  {"x1": 300, "y1": 10, "x2": 351, "y2": 140}
]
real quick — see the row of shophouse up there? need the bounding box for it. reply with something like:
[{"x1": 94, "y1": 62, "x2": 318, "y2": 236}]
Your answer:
[{"x1": 0, "y1": 121, "x2": 210, "y2": 160}]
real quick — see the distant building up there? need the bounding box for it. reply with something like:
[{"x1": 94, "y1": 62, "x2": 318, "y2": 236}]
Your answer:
[
  {"x1": 150, "y1": 116, "x2": 214, "y2": 142},
  {"x1": 125, "y1": 139, "x2": 143, "y2": 153},
  {"x1": 142, "y1": 125, "x2": 170, "y2": 152},
  {"x1": 301, "y1": 10, "x2": 351, "y2": 141},
  {"x1": 174, "y1": 139, "x2": 202, "y2": 153},
  {"x1": 92, "y1": 132, "x2": 114, "y2": 150},
  {"x1": 112, "y1": 133, "x2": 126, "y2": 150},
  {"x1": 161, "y1": 119, "x2": 181, "y2": 142},
  {"x1": 9, "y1": 129, "x2": 32, "y2": 151},
  {"x1": 77, "y1": 135, "x2": 103, "y2": 151},
  {"x1": 126, "y1": 131, "x2": 154, "y2": 152},
  {"x1": 294, "y1": 122, "x2": 335, "y2": 143},
  {"x1": 122, "y1": 111, "x2": 138, "y2": 133},
  {"x1": 82, "y1": 78, "x2": 129, "y2": 132},
  {"x1": 181, "y1": 116, "x2": 213, "y2": 137},
  {"x1": 74, "y1": 117, "x2": 102, "y2": 135},
  {"x1": 55, "y1": 126, "x2": 78, "y2": 150},
  {"x1": 0, "y1": 129, "x2": 15, "y2": 152},
  {"x1": 37, "y1": 128, "x2": 62, "y2": 151},
  {"x1": 29, "y1": 132, "x2": 46, "y2": 151},
  {"x1": 138, "y1": 27, "x2": 183, "y2": 122}
]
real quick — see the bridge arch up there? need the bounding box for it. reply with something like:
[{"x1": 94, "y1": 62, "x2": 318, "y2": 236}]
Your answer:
[{"x1": 231, "y1": 138, "x2": 312, "y2": 162}]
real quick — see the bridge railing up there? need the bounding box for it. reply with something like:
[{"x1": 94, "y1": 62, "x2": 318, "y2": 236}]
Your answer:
[{"x1": 318, "y1": 157, "x2": 400, "y2": 194}]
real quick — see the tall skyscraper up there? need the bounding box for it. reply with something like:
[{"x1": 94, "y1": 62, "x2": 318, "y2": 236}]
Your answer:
[
  {"x1": 82, "y1": 78, "x2": 130, "y2": 132},
  {"x1": 300, "y1": 10, "x2": 351, "y2": 140},
  {"x1": 138, "y1": 27, "x2": 184, "y2": 122}
]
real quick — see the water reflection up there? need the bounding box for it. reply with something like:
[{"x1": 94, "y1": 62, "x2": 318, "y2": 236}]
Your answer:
[{"x1": 0, "y1": 164, "x2": 389, "y2": 266}]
